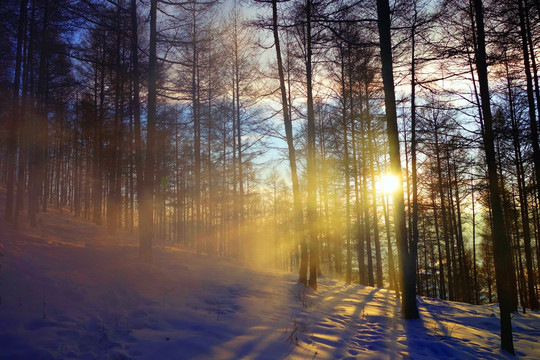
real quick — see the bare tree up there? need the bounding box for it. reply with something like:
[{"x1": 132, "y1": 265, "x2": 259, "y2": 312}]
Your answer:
[
  {"x1": 472, "y1": 0, "x2": 514, "y2": 353},
  {"x1": 376, "y1": 0, "x2": 419, "y2": 319}
]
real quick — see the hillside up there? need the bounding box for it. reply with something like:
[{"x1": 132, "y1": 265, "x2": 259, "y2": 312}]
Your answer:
[{"x1": 0, "y1": 198, "x2": 539, "y2": 359}]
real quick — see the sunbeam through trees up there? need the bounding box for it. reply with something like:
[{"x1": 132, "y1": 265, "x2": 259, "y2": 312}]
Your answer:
[{"x1": 1, "y1": 0, "x2": 540, "y2": 356}]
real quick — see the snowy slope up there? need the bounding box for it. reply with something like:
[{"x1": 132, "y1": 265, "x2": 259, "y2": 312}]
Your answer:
[{"x1": 0, "y1": 200, "x2": 539, "y2": 359}]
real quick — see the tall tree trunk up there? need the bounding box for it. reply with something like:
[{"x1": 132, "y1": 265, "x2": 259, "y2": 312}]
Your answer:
[
  {"x1": 5, "y1": 0, "x2": 28, "y2": 223},
  {"x1": 379, "y1": 158, "x2": 397, "y2": 293},
  {"x1": 496, "y1": 139, "x2": 519, "y2": 311},
  {"x1": 471, "y1": 177, "x2": 479, "y2": 304},
  {"x1": 351, "y1": 102, "x2": 364, "y2": 284},
  {"x1": 233, "y1": 15, "x2": 245, "y2": 257},
  {"x1": 450, "y1": 157, "x2": 469, "y2": 302},
  {"x1": 30, "y1": 0, "x2": 49, "y2": 227},
  {"x1": 432, "y1": 187, "x2": 446, "y2": 300},
  {"x1": 376, "y1": 0, "x2": 419, "y2": 319},
  {"x1": 341, "y1": 49, "x2": 352, "y2": 284},
  {"x1": 518, "y1": 0, "x2": 539, "y2": 311},
  {"x1": 139, "y1": 0, "x2": 157, "y2": 261},
  {"x1": 473, "y1": 0, "x2": 514, "y2": 353},
  {"x1": 525, "y1": 4, "x2": 540, "y2": 144},
  {"x1": 410, "y1": 3, "x2": 420, "y2": 298},
  {"x1": 28, "y1": 0, "x2": 39, "y2": 226},
  {"x1": 271, "y1": 0, "x2": 306, "y2": 284},
  {"x1": 511, "y1": 184, "x2": 527, "y2": 310},
  {"x1": 93, "y1": 37, "x2": 105, "y2": 226},
  {"x1": 192, "y1": 10, "x2": 201, "y2": 254},
  {"x1": 453, "y1": 161, "x2": 470, "y2": 302},
  {"x1": 15, "y1": 1, "x2": 33, "y2": 228},
  {"x1": 107, "y1": 3, "x2": 122, "y2": 235},
  {"x1": 434, "y1": 129, "x2": 453, "y2": 300},
  {"x1": 507, "y1": 50, "x2": 537, "y2": 310},
  {"x1": 366, "y1": 85, "x2": 383, "y2": 288},
  {"x1": 130, "y1": 0, "x2": 144, "y2": 230},
  {"x1": 361, "y1": 97, "x2": 374, "y2": 287},
  {"x1": 306, "y1": 0, "x2": 318, "y2": 291},
  {"x1": 446, "y1": 150, "x2": 460, "y2": 300},
  {"x1": 349, "y1": 49, "x2": 364, "y2": 285}
]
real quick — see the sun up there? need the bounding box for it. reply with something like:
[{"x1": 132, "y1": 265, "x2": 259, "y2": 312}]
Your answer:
[{"x1": 379, "y1": 173, "x2": 400, "y2": 195}]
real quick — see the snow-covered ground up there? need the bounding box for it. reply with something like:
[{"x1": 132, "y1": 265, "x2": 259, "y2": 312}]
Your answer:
[{"x1": 1, "y1": 199, "x2": 539, "y2": 359}]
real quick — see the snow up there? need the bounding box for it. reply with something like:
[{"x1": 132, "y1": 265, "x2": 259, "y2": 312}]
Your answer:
[{"x1": 1, "y1": 199, "x2": 539, "y2": 358}]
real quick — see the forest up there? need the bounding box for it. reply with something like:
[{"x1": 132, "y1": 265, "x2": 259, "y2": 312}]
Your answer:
[{"x1": 0, "y1": 0, "x2": 539, "y2": 356}]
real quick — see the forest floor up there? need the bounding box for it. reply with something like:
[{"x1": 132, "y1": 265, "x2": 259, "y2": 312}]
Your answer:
[{"x1": 1, "y1": 190, "x2": 539, "y2": 359}]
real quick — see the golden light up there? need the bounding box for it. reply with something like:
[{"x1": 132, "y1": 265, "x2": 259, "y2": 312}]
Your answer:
[{"x1": 379, "y1": 173, "x2": 400, "y2": 195}]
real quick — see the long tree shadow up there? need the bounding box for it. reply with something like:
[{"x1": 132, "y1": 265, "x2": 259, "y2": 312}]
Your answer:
[
  {"x1": 210, "y1": 283, "x2": 385, "y2": 360},
  {"x1": 318, "y1": 287, "x2": 382, "y2": 359},
  {"x1": 406, "y1": 299, "x2": 518, "y2": 360},
  {"x1": 200, "y1": 274, "x2": 306, "y2": 360}
]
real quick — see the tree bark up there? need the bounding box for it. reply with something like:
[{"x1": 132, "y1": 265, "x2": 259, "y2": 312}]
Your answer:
[
  {"x1": 376, "y1": 0, "x2": 419, "y2": 319},
  {"x1": 410, "y1": 3, "x2": 420, "y2": 298},
  {"x1": 5, "y1": 0, "x2": 28, "y2": 224},
  {"x1": 139, "y1": 0, "x2": 158, "y2": 261},
  {"x1": 518, "y1": 0, "x2": 539, "y2": 311},
  {"x1": 473, "y1": 0, "x2": 514, "y2": 353},
  {"x1": 271, "y1": 0, "x2": 306, "y2": 284},
  {"x1": 339, "y1": 44, "x2": 352, "y2": 284},
  {"x1": 306, "y1": 0, "x2": 318, "y2": 291},
  {"x1": 366, "y1": 83, "x2": 383, "y2": 288}
]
